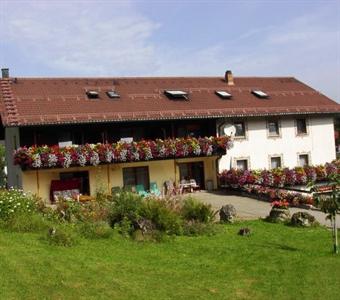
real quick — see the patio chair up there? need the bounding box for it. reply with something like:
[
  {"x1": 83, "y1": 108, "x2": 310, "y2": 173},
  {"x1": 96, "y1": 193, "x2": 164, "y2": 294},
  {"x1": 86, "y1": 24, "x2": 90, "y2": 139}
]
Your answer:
[
  {"x1": 150, "y1": 182, "x2": 161, "y2": 197},
  {"x1": 189, "y1": 179, "x2": 200, "y2": 191},
  {"x1": 164, "y1": 180, "x2": 177, "y2": 196},
  {"x1": 135, "y1": 184, "x2": 148, "y2": 197}
]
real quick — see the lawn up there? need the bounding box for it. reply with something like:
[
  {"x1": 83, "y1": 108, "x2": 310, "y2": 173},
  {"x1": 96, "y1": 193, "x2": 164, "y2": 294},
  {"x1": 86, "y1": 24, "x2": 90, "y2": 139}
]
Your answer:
[{"x1": 0, "y1": 220, "x2": 339, "y2": 300}]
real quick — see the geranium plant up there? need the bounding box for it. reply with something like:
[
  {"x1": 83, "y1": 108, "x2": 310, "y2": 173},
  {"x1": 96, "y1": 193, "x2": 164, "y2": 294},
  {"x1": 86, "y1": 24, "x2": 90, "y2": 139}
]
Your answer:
[
  {"x1": 14, "y1": 136, "x2": 233, "y2": 170},
  {"x1": 219, "y1": 161, "x2": 339, "y2": 188},
  {"x1": 271, "y1": 200, "x2": 289, "y2": 209}
]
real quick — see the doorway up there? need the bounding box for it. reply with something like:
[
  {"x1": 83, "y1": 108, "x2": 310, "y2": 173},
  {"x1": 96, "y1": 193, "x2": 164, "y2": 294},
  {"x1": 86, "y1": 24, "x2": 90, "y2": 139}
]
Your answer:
[{"x1": 179, "y1": 162, "x2": 205, "y2": 189}]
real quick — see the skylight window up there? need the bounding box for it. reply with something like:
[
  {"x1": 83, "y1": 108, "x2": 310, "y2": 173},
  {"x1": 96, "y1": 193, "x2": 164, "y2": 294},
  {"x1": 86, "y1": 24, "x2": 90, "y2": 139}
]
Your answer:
[
  {"x1": 215, "y1": 90, "x2": 232, "y2": 99},
  {"x1": 86, "y1": 90, "x2": 99, "y2": 99},
  {"x1": 164, "y1": 90, "x2": 188, "y2": 100},
  {"x1": 107, "y1": 91, "x2": 120, "y2": 99},
  {"x1": 252, "y1": 90, "x2": 269, "y2": 99}
]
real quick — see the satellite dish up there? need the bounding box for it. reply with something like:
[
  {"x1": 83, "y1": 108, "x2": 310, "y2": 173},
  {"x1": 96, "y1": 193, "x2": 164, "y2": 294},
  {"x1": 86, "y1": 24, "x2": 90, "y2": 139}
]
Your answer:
[{"x1": 221, "y1": 123, "x2": 236, "y2": 136}]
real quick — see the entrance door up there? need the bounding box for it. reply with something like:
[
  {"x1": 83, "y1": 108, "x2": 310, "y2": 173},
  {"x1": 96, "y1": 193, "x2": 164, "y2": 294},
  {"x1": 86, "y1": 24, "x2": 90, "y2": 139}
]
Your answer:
[{"x1": 179, "y1": 162, "x2": 205, "y2": 189}]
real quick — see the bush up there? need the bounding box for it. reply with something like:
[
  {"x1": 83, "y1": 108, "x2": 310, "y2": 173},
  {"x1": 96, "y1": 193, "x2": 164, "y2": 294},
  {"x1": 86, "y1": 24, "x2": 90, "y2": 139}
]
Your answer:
[
  {"x1": 140, "y1": 198, "x2": 183, "y2": 235},
  {"x1": 181, "y1": 197, "x2": 216, "y2": 223},
  {"x1": 55, "y1": 199, "x2": 83, "y2": 222},
  {"x1": 79, "y1": 221, "x2": 113, "y2": 239},
  {"x1": 45, "y1": 224, "x2": 79, "y2": 247},
  {"x1": 108, "y1": 191, "x2": 144, "y2": 228},
  {"x1": 0, "y1": 212, "x2": 50, "y2": 233},
  {"x1": 0, "y1": 189, "x2": 39, "y2": 219}
]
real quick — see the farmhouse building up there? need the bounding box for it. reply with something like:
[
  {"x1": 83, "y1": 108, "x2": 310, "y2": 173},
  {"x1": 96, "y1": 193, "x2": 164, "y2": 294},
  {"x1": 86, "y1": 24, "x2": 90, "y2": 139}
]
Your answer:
[{"x1": 0, "y1": 68, "x2": 339, "y2": 202}]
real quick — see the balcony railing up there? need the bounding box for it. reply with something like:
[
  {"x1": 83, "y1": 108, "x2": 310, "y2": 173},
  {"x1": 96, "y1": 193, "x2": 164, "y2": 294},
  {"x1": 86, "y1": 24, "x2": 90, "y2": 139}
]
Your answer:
[{"x1": 14, "y1": 136, "x2": 233, "y2": 170}]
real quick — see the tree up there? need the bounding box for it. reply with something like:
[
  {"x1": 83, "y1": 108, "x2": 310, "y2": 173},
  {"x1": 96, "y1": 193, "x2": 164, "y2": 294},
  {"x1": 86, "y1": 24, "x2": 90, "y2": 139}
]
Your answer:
[{"x1": 312, "y1": 173, "x2": 340, "y2": 254}]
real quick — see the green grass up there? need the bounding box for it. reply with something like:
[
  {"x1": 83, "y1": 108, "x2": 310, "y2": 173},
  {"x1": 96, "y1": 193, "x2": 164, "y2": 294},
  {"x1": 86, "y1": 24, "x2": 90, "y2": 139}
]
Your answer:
[{"x1": 0, "y1": 220, "x2": 339, "y2": 300}]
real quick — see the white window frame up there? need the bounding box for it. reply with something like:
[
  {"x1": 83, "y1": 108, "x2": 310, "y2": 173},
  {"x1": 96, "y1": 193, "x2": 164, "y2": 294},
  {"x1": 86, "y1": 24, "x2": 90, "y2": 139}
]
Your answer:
[
  {"x1": 233, "y1": 120, "x2": 248, "y2": 140},
  {"x1": 297, "y1": 152, "x2": 311, "y2": 167},
  {"x1": 268, "y1": 154, "x2": 283, "y2": 169},
  {"x1": 295, "y1": 118, "x2": 309, "y2": 136},
  {"x1": 266, "y1": 119, "x2": 281, "y2": 138},
  {"x1": 233, "y1": 157, "x2": 250, "y2": 170}
]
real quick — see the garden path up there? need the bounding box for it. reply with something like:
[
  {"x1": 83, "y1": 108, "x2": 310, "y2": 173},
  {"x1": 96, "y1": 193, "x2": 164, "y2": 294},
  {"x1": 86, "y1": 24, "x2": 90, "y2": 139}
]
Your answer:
[{"x1": 193, "y1": 191, "x2": 340, "y2": 228}]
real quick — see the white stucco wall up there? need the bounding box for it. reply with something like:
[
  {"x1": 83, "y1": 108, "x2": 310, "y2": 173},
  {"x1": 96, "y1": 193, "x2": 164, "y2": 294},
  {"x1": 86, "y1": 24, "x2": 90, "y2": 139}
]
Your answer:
[{"x1": 218, "y1": 116, "x2": 336, "y2": 171}]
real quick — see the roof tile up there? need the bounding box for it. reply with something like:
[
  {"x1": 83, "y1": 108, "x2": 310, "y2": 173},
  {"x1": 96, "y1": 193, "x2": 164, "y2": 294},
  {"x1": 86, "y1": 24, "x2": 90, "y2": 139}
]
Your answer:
[{"x1": 0, "y1": 76, "x2": 339, "y2": 126}]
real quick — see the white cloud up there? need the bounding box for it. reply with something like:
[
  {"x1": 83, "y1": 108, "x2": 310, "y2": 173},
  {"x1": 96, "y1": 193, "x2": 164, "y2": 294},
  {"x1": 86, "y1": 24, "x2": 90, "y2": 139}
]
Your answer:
[{"x1": 0, "y1": 1, "x2": 160, "y2": 75}]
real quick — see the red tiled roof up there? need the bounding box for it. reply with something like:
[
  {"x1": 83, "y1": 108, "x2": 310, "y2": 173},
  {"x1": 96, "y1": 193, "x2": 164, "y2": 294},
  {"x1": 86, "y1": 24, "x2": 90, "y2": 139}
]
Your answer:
[{"x1": 0, "y1": 76, "x2": 339, "y2": 126}]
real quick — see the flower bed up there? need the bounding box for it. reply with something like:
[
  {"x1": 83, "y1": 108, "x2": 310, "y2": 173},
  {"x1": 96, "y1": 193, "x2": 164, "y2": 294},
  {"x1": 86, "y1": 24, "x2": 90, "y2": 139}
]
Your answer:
[
  {"x1": 14, "y1": 136, "x2": 233, "y2": 170},
  {"x1": 218, "y1": 161, "x2": 340, "y2": 206},
  {"x1": 218, "y1": 161, "x2": 339, "y2": 188},
  {"x1": 240, "y1": 184, "x2": 314, "y2": 206}
]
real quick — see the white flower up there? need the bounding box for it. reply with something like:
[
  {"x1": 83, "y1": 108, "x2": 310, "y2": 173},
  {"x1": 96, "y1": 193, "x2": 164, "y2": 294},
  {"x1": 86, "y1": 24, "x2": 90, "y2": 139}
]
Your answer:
[
  {"x1": 119, "y1": 149, "x2": 128, "y2": 161},
  {"x1": 78, "y1": 153, "x2": 87, "y2": 166},
  {"x1": 132, "y1": 151, "x2": 140, "y2": 161},
  {"x1": 48, "y1": 154, "x2": 58, "y2": 167},
  {"x1": 105, "y1": 150, "x2": 114, "y2": 163},
  {"x1": 63, "y1": 153, "x2": 72, "y2": 168},
  {"x1": 90, "y1": 152, "x2": 100, "y2": 166},
  {"x1": 32, "y1": 154, "x2": 42, "y2": 168}
]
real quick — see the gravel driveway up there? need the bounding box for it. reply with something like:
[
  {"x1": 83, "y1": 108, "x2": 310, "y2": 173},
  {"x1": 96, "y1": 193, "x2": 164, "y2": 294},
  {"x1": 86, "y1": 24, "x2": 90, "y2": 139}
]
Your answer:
[{"x1": 193, "y1": 191, "x2": 340, "y2": 228}]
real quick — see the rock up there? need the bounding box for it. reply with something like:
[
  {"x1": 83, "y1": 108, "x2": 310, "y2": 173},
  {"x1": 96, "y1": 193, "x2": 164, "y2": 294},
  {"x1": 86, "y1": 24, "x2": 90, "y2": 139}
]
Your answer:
[
  {"x1": 135, "y1": 218, "x2": 155, "y2": 234},
  {"x1": 291, "y1": 212, "x2": 318, "y2": 227},
  {"x1": 219, "y1": 204, "x2": 237, "y2": 223},
  {"x1": 267, "y1": 207, "x2": 290, "y2": 222},
  {"x1": 238, "y1": 227, "x2": 251, "y2": 236}
]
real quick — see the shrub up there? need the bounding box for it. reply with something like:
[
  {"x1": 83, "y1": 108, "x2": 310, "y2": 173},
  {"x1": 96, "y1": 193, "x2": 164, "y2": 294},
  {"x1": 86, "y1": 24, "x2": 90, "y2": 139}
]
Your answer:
[
  {"x1": 140, "y1": 198, "x2": 183, "y2": 235},
  {"x1": 55, "y1": 199, "x2": 83, "y2": 222},
  {"x1": 0, "y1": 189, "x2": 39, "y2": 219},
  {"x1": 0, "y1": 212, "x2": 50, "y2": 233},
  {"x1": 79, "y1": 221, "x2": 113, "y2": 239},
  {"x1": 45, "y1": 224, "x2": 79, "y2": 247},
  {"x1": 181, "y1": 197, "x2": 216, "y2": 223},
  {"x1": 108, "y1": 191, "x2": 144, "y2": 228},
  {"x1": 116, "y1": 217, "x2": 134, "y2": 237}
]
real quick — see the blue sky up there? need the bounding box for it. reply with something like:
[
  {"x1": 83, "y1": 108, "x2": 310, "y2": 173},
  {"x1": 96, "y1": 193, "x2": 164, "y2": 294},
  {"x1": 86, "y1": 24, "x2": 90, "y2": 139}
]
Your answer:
[{"x1": 0, "y1": 0, "x2": 339, "y2": 101}]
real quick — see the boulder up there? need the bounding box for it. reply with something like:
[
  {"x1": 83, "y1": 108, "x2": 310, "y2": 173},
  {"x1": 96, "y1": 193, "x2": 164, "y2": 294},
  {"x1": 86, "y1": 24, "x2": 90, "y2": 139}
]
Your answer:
[
  {"x1": 219, "y1": 204, "x2": 237, "y2": 223},
  {"x1": 291, "y1": 212, "x2": 318, "y2": 227},
  {"x1": 267, "y1": 207, "x2": 290, "y2": 222}
]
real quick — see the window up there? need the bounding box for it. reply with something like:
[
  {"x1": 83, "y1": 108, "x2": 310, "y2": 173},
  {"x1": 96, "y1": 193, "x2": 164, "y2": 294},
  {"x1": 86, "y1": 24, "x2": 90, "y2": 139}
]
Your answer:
[
  {"x1": 86, "y1": 90, "x2": 99, "y2": 99},
  {"x1": 296, "y1": 119, "x2": 307, "y2": 135},
  {"x1": 215, "y1": 90, "x2": 232, "y2": 99},
  {"x1": 123, "y1": 166, "x2": 150, "y2": 190},
  {"x1": 270, "y1": 156, "x2": 282, "y2": 169},
  {"x1": 179, "y1": 162, "x2": 205, "y2": 189},
  {"x1": 236, "y1": 159, "x2": 248, "y2": 171},
  {"x1": 268, "y1": 120, "x2": 280, "y2": 136},
  {"x1": 252, "y1": 90, "x2": 268, "y2": 98},
  {"x1": 234, "y1": 121, "x2": 246, "y2": 137},
  {"x1": 299, "y1": 154, "x2": 309, "y2": 167},
  {"x1": 164, "y1": 90, "x2": 188, "y2": 100},
  {"x1": 107, "y1": 91, "x2": 120, "y2": 99}
]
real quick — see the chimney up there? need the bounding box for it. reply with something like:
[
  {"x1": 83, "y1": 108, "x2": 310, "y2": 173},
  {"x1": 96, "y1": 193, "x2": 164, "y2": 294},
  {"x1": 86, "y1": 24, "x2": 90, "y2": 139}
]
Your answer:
[
  {"x1": 1, "y1": 68, "x2": 9, "y2": 79},
  {"x1": 225, "y1": 70, "x2": 234, "y2": 86}
]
